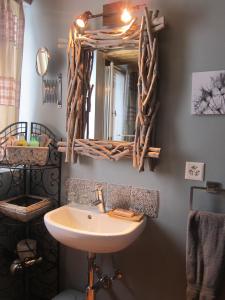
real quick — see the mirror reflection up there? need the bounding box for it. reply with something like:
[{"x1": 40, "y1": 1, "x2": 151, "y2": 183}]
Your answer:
[
  {"x1": 36, "y1": 47, "x2": 50, "y2": 76},
  {"x1": 90, "y1": 48, "x2": 138, "y2": 142}
]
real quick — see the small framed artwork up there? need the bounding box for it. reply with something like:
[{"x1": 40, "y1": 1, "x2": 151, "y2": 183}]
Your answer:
[{"x1": 192, "y1": 70, "x2": 225, "y2": 115}]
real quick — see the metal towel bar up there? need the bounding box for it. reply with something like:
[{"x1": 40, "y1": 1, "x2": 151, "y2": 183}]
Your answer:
[{"x1": 189, "y1": 181, "x2": 225, "y2": 210}]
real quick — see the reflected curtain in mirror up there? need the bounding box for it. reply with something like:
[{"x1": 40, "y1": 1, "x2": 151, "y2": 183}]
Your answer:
[{"x1": 0, "y1": 0, "x2": 25, "y2": 130}]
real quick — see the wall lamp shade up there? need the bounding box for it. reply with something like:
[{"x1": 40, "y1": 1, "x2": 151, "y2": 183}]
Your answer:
[{"x1": 76, "y1": 11, "x2": 93, "y2": 28}]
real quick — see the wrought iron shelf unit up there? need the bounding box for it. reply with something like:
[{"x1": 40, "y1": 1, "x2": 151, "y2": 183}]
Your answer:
[{"x1": 0, "y1": 122, "x2": 62, "y2": 300}]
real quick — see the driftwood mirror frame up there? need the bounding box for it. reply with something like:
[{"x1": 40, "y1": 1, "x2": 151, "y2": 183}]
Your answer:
[{"x1": 60, "y1": 7, "x2": 165, "y2": 172}]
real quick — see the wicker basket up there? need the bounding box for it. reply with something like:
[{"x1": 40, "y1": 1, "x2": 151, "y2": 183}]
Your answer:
[
  {"x1": 6, "y1": 146, "x2": 49, "y2": 166},
  {"x1": 0, "y1": 195, "x2": 52, "y2": 222}
]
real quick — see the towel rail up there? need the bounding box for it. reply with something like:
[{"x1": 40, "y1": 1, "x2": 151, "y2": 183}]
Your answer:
[{"x1": 189, "y1": 181, "x2": 225, "y2": 210}]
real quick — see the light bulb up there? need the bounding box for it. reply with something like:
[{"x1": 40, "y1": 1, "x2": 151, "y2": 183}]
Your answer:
[
  {"x1": 75, "y1": 11, "x2": 92, "y2": 28},
  {"x1": 121, "y1": 8, "x2": 132, "y2": 23},
  {"x1": 76, "y1": 18, "x2": 86, "y2": 28}
]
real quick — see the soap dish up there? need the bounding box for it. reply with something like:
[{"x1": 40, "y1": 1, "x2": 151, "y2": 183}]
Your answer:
[
  {"x1": 0, "y1": 194, "x2": 52, "y2": 222},
  {"x1": 108, "y1": 209, "x2": 144, "y2": 222}
]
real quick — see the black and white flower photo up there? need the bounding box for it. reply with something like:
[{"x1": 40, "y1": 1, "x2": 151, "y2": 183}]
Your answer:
[{"x1": 192, "y1": 70, "x2": 225, "y2": 115}]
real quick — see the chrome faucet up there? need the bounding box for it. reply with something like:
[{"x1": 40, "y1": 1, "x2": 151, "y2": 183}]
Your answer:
[{"x1": 92, "y1": 186, "x2": 106, "y2": 213}]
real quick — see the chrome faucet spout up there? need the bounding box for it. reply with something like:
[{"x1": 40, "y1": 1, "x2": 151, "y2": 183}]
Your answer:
[{"x1": 93, "y1": 187, "x2": 106, "y2": 213}]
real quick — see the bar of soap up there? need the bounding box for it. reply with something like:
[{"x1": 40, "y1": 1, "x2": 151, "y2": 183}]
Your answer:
[{"x1": 113, "y1": 208, "x2": 135, "y2": 218}]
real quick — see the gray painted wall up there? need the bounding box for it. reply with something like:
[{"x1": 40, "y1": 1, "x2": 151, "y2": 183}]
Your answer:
[{"x1": 20, "y1": 0, "x2": 225, "y2": 299}]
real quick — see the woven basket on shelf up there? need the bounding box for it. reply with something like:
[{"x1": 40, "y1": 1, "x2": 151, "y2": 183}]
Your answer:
[
  {"x1": 0, "y1": 195, "x2": 52, "y2": 222},
  {"x1": 5, "y1": 146, "x2": 49, "y2": 166}
]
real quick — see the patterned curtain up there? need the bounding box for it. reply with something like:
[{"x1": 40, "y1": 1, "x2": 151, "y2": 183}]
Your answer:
[{"x1": 0, "y1": 0, "x2": 25, "y2": 130}]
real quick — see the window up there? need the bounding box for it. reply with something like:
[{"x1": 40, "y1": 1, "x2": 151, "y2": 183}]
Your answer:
[{"x1": 0, "y1": 0, "x2": 25, "y2": 131}]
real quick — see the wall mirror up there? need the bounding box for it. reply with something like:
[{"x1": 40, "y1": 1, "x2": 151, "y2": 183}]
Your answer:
[
  {"x1": 36, "y1": 47, "x2": 50, "y2": 77},
  {"x1": 36, "y1": 47, "x2": 62, "y2": 107},
  {"x1": 61, "y1": 5, "x2": 165, "y2": 172}
]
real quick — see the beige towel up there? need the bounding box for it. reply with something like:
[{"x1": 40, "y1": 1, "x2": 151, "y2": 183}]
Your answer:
[{"x1": 186, "y1": 210, "x2": 225, "y2": 300}]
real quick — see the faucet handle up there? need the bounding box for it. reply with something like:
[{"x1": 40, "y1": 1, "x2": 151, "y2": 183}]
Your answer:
[
  {"x1": 94, "y1": 185, "x2": 104, "y2": 201},
  {"x1": 92, "y1": 199, "x2": 101, "y2": 206},
  {"x1": 91, "y1": 185, "x2": 103, "y2": 193},
  {"x1": 94, "y1": 184, "x2": 103, "y2": 191}
]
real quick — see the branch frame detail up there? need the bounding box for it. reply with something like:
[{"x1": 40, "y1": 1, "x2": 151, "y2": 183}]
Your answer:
[{"x1": 64, "y1": 7, "x2": 165, "y2": 171}]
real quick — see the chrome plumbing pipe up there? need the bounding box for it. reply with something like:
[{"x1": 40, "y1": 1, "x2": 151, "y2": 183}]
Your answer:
[{"x1": 85, "y1": 252, "x2": 123, "y2": 300}]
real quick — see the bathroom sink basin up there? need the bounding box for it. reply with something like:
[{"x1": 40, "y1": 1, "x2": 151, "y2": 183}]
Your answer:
[{"x1": 44, "y1": 204, "x2": 146, "y2": 253}]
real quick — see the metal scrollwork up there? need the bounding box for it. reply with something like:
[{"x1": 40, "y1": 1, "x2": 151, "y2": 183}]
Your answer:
[{"x1": 0, "y1": 122, "x2": 61, "y2": 299}]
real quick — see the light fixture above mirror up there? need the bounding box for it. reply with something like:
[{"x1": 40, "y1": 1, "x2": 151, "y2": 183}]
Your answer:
[
  {"x1": 76, "y1": 11, "x2": 93, "y2": 28},
  {"x1": 75, "y1": 1, "x2": 146, "y2": 29}
]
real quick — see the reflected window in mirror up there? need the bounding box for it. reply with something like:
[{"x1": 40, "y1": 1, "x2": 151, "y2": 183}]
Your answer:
[
  {"x1": 89, "y1": 49, "x2": 138, "y2": 142},
  {"x1": 104, "y1": 61, "x2": 138, "y2": 141}
]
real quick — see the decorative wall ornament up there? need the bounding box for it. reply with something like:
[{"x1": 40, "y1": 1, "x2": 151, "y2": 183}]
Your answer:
[
  {"x1": 192, "y1": 70, "x2": 225, "y2": 115},
  {"x1": 63, "y1": 7, "x2": 165, "y2": 171}
]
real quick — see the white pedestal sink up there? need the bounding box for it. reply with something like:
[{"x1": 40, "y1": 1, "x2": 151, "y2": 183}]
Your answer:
[{"x1": 44, "y1": 204, "x2": 146, "y2": 253}]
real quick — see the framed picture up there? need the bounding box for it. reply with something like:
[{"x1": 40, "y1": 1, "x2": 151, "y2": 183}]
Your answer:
[{"x1": 192, "y1": 70, "x2": 225, "y2": 115}]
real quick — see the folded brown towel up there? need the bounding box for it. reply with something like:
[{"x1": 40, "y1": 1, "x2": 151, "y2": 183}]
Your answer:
[{"x1": 186, "y1": 210, "x2": 225, "y2": 300}]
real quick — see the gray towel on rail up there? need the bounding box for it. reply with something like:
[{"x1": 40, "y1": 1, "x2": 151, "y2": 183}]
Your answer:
[{"x1": 186, "y1": 210, "x2": 225, "y2": 300}]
